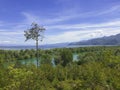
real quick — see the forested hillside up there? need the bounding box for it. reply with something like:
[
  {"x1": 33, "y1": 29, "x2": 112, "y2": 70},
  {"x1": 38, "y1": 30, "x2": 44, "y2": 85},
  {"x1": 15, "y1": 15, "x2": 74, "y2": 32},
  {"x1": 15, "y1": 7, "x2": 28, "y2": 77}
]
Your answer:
[{"x1": 0, "y1": 46, "x2": 120, "y2": 90}]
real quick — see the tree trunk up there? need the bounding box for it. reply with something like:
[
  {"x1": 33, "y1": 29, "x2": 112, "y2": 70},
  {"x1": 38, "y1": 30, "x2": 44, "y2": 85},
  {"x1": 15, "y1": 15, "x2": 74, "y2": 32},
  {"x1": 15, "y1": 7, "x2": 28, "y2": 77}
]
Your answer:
[{"x1": 36, "y1": 38, "x2": 39, "y2": 68}]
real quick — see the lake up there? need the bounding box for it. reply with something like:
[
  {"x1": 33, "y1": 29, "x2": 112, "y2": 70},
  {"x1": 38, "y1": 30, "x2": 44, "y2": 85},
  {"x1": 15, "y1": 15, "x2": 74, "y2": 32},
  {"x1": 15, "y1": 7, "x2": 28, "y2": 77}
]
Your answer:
[
  {"x1": 18, "y1": 53, "x2": 79, "y2": 66},
  {"x1": 0, "y1": 45, "x2": 106, "y2": 50}
]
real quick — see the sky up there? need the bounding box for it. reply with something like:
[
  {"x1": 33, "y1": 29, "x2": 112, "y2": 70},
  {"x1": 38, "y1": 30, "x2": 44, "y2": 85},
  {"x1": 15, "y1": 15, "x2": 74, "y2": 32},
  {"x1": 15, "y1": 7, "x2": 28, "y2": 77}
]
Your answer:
[{"x1": 0, "y1": 0, "x2": 120, "y2": 45}]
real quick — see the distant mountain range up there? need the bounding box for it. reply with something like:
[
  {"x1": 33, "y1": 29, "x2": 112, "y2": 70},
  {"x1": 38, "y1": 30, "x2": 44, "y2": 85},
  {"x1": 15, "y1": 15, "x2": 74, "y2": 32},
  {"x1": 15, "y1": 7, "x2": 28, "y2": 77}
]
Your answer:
[
  {"x1": 69, "y1": 33, "x2": 120, "y2": 45},
  {"x1": 1, "y1": 34, "x2": 120, "y2": 50},
  {"x1": 0, "y1": 43, "x2": 69, "y2": 50}
]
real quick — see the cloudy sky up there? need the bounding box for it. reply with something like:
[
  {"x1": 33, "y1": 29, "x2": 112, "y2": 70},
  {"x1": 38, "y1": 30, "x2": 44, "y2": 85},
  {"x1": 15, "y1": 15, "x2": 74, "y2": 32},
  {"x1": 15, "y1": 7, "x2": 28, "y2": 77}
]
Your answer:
[{"x1": 0, "y1": 0, "x2": 120, "y2": 45}]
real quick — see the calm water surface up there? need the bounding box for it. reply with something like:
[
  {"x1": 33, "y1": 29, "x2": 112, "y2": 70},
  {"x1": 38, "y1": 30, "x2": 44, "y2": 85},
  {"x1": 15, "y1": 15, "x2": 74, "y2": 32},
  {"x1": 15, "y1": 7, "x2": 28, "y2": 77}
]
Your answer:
[{"x1": 19, "y1": 53, "x2": 79, "y2": 66}]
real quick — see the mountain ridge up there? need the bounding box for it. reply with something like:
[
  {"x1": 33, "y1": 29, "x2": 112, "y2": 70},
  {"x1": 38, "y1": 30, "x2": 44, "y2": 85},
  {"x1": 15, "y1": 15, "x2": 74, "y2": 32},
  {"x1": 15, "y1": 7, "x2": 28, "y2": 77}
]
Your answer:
[{"x1": 69, "y1": 33, "x2": 120, "y2": 45}]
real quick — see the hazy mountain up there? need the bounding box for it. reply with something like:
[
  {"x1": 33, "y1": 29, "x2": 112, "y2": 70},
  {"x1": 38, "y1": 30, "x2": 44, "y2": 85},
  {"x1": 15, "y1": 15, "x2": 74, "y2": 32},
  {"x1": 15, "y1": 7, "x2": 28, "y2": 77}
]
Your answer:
[
  {"x1": 1, "y1": 34, "x2": 120, "y2": 50},
  {"x1": 69, "y1": 33, "x2": 120, "y2": 45},
  {"x1": 0, "y1": 43, "x2": 69, "y2": 50}
]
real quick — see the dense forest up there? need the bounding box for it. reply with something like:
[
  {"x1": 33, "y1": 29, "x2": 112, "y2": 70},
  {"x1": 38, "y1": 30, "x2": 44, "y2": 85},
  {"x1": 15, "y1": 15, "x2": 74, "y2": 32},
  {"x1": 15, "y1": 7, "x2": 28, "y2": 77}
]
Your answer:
[{"x1": 0, "y1": 46, "x2": 120, "y2": 90}]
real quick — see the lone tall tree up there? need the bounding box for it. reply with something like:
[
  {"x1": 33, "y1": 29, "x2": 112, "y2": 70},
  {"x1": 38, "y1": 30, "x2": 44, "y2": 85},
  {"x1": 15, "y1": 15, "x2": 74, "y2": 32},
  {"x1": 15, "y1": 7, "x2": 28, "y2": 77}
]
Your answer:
[{"x1": 24, "y1": 22, "x2": 45, "y2": 67}]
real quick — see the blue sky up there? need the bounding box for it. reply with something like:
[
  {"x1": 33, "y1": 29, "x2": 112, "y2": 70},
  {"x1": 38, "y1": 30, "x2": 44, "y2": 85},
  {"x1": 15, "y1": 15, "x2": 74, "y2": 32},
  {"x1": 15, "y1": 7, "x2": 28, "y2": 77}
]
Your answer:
[{"x1": 0, "y1": 0, "x2": 120, "y2": 45}]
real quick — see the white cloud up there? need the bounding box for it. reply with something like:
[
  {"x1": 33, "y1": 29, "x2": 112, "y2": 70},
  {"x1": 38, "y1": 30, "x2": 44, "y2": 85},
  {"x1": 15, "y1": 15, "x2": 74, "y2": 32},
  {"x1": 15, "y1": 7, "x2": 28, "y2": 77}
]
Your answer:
[
  {"x1": 0, "y1": 18, "x2": 120, "y2": 45},
  {"x1": 44, "y1": 28, "x2": 120, "y2": 44},
  {"x1": 97, "y1": 5, "x2": 120, "y2": 15},
  {"x1": 21, "y1": 11, "x2": 78, "y2": 25},
  {"x1": 47, "y1": 19, "x2": 120, "y2": 30},
  {"x1": 21, "y1": 4, "x2": 120, "y2": 26},
  {"x1": 43, "y1": 19, "x2": 120, "y2": 44},
  {"x1": 0, "y1": 31, "x2": 23, "y2": 35},
  {"x1": 0, "y1": 5, "x2": 120, "y2": 45}
]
